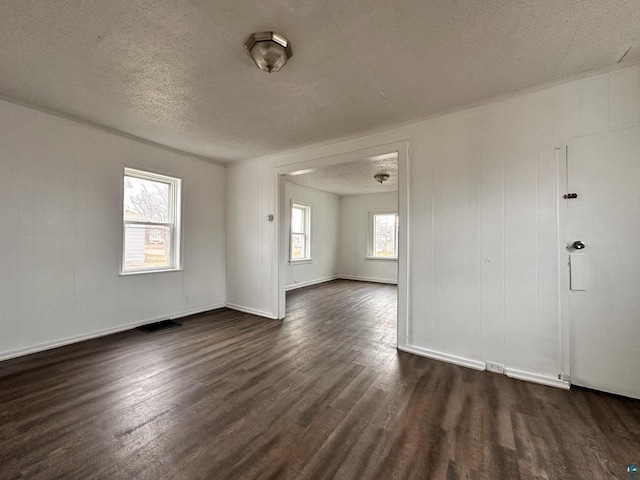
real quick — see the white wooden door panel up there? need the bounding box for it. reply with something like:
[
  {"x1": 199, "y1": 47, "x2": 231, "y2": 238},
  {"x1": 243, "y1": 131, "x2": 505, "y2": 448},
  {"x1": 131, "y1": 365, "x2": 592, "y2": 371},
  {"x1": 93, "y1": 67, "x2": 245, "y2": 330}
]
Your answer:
[{"x1": 567, "y1": 129, "x2": 640, "y2": 399}]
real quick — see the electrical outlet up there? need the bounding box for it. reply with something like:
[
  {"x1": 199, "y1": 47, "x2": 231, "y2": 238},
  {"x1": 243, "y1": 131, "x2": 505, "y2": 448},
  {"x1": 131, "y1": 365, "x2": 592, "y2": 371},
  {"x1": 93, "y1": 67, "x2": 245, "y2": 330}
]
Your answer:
[
  {"x1": 486, "y1": 362, "x2": 505, "y2": 374},
  {"x1": 558, "y1": 372, "x2": 570, "y2": 382},
  {"x1": 186, "y1": 294, "x2": 193, "y2": 303},
  {"x1": 294, "y1": 280, "x2": 299, "y2": 284}
]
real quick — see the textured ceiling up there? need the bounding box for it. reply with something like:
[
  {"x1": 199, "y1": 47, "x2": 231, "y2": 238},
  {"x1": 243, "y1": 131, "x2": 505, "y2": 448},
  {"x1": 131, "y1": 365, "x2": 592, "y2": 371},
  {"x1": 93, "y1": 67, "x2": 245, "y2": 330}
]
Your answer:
[
  {"x1": 287, "y1": 155, "x2": 398, "y2": 196},
  {"x1": 0, "y1": 1, "x2": 639, "y2": 162}
]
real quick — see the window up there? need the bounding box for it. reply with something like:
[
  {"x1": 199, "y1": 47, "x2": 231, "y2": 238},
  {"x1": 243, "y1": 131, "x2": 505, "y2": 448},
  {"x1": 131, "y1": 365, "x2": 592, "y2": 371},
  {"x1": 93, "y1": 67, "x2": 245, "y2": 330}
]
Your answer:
[
  {"x1": 290, "y1": 202, "x2": 311, "y2": 262},
  {"x1": 369, "y1": 211, "x2": 399, "y2": 259},
  {"x1": 122, "y1": 168, "x2": 181, "y2": 274}
]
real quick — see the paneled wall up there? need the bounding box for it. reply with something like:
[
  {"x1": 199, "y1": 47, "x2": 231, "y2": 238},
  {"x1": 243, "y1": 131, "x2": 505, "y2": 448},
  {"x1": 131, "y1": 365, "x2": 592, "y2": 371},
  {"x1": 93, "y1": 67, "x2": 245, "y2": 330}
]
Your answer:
[
  {"x1": 284, "y1": 182, "x2": 339, "y2": 289},
  {"x1": 0, "y1": 100, "x2": 226, "y2": 359},
  {"x1": 226, "y1": 158, "x2": 276, "y2": 317},
  {"x1": 338, "y1": 192, "x2": 398, "y2": 284},
  {"x1": 226, "y1": 63, "x2": 640, "y2": 385}
]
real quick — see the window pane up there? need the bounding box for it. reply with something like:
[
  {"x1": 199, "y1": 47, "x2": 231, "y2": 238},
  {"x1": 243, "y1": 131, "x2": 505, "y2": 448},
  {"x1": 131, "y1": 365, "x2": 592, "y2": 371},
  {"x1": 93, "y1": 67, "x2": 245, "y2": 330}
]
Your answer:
[
  {"x1": 291, "y1": 207, "x2": 304, "y2": 233},
  {"x1": 124, "y1": 176, "x2": 170, "y2": 223},
  {"x1": 374, "y1": 214, "x2": 397, "y2": 257},
  {"x1": 124, "y1": 224, "x2": 172, "y2": 270},
  {"x1": 291, "y1": 233, "x2": 306, "y2": 259}
]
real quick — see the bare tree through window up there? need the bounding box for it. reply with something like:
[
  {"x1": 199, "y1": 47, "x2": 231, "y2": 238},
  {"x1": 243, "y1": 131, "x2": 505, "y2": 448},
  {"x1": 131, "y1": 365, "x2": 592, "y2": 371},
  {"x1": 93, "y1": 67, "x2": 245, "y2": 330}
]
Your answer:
[
  {"x1": 372, "y1": 213, "x2": 398, "y2": 257},
  {"x1": 122, "y1": 169, "x2": 181, "y2": 273}
]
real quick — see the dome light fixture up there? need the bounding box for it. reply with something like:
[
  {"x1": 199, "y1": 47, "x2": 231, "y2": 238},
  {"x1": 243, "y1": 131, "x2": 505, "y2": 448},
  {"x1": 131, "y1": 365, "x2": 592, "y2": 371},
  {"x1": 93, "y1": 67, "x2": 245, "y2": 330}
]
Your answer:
[
  {"x1": 374, "y1": 173, "x2": 390, "y2": 184},
  {"x1": 245, "y1": 32, "x2": 293, "y2": 73}
]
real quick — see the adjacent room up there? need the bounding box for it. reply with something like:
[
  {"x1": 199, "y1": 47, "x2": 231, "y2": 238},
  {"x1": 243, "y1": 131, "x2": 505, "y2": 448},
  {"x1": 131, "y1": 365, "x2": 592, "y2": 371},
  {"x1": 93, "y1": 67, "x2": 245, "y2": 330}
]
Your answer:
[
  {"x1": 1, "y1": 1, "x2": 640, "y2": 479},
  {"x1": 282, "y1": 154, "x2": 398, "y2": 289}
]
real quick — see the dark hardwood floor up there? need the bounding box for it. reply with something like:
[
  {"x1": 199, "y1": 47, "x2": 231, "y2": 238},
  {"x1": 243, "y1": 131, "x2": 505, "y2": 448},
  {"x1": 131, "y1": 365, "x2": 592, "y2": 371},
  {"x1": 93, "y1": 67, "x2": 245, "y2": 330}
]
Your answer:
[{"x1": 1, "y1": 279, "x2": 639, "y2": 479}]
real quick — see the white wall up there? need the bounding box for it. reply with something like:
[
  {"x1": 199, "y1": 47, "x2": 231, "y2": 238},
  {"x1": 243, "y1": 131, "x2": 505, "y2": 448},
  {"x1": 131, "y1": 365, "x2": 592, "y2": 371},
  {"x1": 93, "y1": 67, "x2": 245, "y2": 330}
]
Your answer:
[
  {"x1": 338, "y1": 192, "x2": 398, "y2": 284},
  {"x1": 226, "y1": 63, "x2": 640, "y2": 386},
  {"x1": 0, "y1": 100, "x2": 226, "y2": 360},
  {"x1": 285, "y1": 182, "x2": 339, "y2": 290},
  {"x1": 226, "y1": 158, "x2": 276, "y2": 317}
]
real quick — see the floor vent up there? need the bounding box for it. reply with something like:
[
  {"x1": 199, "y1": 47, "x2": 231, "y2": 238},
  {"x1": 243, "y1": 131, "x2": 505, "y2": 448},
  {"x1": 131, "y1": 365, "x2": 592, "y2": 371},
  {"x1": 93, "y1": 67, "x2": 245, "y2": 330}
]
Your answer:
[{"x1": 137, "y1": 319, "x2": 182, "y2": 333}]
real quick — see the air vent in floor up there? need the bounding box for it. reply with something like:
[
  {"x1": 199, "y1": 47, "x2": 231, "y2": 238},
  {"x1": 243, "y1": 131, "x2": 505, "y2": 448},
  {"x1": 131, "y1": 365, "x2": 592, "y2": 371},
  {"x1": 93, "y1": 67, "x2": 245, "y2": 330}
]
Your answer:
[{"x1": 137, "y1": 319, "x2": 182, "y2": 333}]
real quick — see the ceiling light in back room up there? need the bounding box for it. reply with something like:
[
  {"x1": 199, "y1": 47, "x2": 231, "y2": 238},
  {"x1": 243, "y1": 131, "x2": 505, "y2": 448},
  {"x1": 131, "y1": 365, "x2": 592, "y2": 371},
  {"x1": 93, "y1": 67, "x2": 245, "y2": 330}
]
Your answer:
[
  {"x1": 374, "y1": 173, "x2": 390, "y2": 184},
  {"x1": 245, "y1": 32, "x2": 293, "y2": 73}
]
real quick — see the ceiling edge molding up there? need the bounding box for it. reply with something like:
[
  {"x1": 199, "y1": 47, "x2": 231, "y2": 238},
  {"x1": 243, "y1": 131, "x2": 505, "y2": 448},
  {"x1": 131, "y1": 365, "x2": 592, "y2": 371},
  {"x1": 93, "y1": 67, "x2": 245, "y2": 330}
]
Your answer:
[
  {"x1": 339, "y1": 190, "x2": 398, "y2": 198},
  {"x1": 0, "y1": 92, "x2": 227, "y2": 168},
  {"x1": 286, "y1": 178, "x2": 398, "y2": 198},
  {"x1": 284, "y1": 179, "x2": 341, "y2": 198},
  {"x1": 237, "y1": 58, "x2": 640, "y2": 166}
]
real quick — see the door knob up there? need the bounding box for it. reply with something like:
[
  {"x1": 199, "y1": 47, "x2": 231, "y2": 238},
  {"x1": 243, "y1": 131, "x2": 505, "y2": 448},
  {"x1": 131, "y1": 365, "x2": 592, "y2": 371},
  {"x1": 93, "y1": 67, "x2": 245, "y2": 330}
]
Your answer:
[{"x1": 571, "y1": 240, "x2": 586, "y2": 250}]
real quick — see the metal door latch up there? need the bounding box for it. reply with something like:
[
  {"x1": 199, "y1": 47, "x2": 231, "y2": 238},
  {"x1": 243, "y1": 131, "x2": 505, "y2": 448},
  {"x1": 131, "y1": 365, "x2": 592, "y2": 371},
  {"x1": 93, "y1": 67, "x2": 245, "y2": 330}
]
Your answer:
[
  {"x1": 571, "y1": 240, "x2": 586, "y2": 250},
  {"x1": 563, "y1": 193, "x2": 578, "y2": 199}
]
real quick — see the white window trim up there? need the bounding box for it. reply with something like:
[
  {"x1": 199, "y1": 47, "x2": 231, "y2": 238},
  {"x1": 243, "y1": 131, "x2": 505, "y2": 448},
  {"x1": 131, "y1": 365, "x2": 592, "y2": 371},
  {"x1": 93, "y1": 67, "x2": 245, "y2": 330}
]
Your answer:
[
  {"x1": 121, "y1": 167, "x2": 182, "y2": 275},
  {"x1": 289, "y1": 259, "x2": 313, "y2": 265},
  {"x1": 289, "y1": 201, "x2": 312, "y2": 263},
  {"x1": 367, "y1": 209, "x2": 399, "y2": 260},
  {"x1": 365, "y1": 255, "x2": 399, "y2": 261}
]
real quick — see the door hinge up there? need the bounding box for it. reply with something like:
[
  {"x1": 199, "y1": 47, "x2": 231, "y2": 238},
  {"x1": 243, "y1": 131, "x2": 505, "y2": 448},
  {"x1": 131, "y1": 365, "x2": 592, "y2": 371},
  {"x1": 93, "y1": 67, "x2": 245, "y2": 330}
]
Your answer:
[{"x1": 563, "y1": 193, "x2": 578, "y2": 199}]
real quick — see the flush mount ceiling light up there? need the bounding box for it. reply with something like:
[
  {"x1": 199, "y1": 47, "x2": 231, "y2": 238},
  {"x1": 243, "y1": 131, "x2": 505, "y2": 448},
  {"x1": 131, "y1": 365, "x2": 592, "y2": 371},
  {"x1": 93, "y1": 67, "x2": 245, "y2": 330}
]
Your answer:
[
  {"x1": 245, "y1": 32, "x2": 293, "y2": 73},
  {"x1": 374, "y1": 173, "x2": 390, "y2": 184}
]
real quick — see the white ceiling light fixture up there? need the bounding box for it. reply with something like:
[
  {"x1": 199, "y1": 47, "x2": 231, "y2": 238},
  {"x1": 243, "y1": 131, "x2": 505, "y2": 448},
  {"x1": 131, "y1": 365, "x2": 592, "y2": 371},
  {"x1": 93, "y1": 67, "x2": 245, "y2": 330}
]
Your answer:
[
  {"x1": 374, "y1": 173, "x2": 390, "y2": 184},
  {"x1": 245, "y1": 32, "x2": 293, "y2": 73}
]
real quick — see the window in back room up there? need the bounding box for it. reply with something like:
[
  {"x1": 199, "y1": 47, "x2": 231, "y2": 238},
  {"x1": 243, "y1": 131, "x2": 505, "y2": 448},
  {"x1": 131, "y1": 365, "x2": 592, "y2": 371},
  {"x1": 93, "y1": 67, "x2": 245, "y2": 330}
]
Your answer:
[
  {"x1": 290, "y1": 202, "x2": 311, "y2": 262},
  {"x1": 369, "y1": 211, "x2": 398, "y2": 259}
]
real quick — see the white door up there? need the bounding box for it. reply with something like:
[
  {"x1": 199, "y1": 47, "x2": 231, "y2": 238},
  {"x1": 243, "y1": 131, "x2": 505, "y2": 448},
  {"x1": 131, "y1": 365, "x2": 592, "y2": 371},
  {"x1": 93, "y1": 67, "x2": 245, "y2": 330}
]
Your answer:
[{"x1": 566, "y1": 128, "x2": 640, "y2": 399}]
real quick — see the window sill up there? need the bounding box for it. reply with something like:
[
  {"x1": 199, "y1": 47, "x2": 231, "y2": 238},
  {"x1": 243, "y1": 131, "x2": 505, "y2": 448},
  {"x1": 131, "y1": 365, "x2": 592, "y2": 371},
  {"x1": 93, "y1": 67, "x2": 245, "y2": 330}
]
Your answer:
[
  {"x1": 365, "y1": 256, "x2": 398, "y2": 261},
  {"x1": 120, "y1": 268, "x2": 183, "y2": 276},
  {"x1": 289, "y1": 259, "x2": 313, "y2": 265}
]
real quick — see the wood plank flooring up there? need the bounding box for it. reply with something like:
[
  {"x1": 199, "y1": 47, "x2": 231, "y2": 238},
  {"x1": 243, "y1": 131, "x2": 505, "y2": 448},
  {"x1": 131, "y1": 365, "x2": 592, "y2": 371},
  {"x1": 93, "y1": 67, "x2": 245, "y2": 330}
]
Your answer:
[{"x1": 1, "y1": 279, "x2": 639, "y2": 479}]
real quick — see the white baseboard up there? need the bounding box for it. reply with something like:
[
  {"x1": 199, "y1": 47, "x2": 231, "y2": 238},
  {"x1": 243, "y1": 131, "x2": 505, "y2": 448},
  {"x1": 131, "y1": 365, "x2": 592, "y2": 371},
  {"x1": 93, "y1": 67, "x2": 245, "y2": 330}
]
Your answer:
[
  {"x1": 338, "y1": 274, "x2": 398, "y2": 285},
  {"x1": 0, "y1": 303, "x2": 225, "y2": 362},
  {"x1": 398, "y1": 344, "x2": 487, "y2": 371},
  {"x1": 504, "y1": 367, "x2": 570, "y2": 390},
  {"x1": 399, "y1": 344, "x2": 570, "y2": 390},
  {"x1": 224, "y1": 303, "x2": 278, "y2": 319},
  {"x1": 285, "y1": 275, "x2": 339, "y2": 291}
]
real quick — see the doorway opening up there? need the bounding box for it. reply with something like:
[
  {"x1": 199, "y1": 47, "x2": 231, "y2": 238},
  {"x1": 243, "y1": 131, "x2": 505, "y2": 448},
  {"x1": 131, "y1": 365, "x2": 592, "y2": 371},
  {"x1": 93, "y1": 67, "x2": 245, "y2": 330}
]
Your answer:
[{"x1": 274, "y1": 142, "x2": 409, "y2": 349}]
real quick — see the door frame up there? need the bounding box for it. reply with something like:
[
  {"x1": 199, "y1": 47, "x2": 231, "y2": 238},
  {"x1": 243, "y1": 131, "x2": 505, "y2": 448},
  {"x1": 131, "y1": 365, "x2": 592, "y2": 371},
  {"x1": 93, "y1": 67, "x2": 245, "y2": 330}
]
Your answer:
[
  {"x1": 557, "y1": 144, "x2": 571, "y2": 380},
  {"x1": 272, "y1": 140, "x2": 410, "y2": 349},
  {"x1": 558, "y1": 124, "x2": 640, "y2": 385}
]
